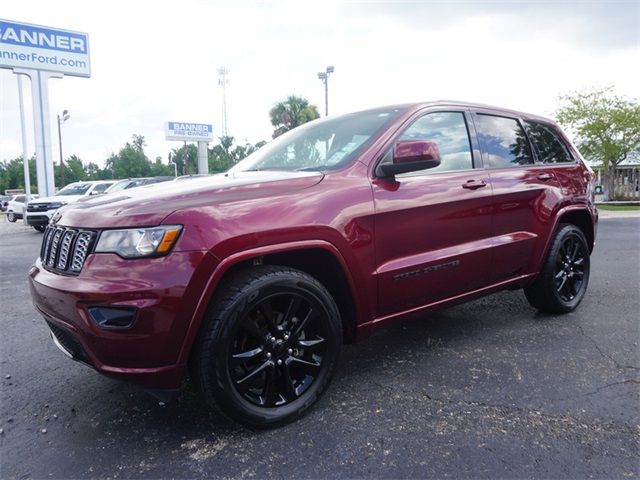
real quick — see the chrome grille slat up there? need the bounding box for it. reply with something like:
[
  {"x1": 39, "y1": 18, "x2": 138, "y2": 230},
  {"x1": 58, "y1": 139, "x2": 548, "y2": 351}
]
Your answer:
[
  {"x1": 41, "y1": 227, "x2": 53, "y2": 261},
  {"x1": 41, "y1": 226, "x2": 95, "y2": 275},
  {"x1": 47, "y1": 229, "x2": 64, "y2": 267},
  {"x1": 70, "y1": 232, "x2": 93, "y2": 272},
  {"x1": 56, "y1": 230, "x2": 76, "y2": 270}
]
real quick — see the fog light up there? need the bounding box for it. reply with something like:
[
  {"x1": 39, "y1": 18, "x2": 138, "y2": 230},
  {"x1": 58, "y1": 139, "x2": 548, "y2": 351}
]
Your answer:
[{"x1": 88, "y1": 307, "x2": 136, "y2": 328}]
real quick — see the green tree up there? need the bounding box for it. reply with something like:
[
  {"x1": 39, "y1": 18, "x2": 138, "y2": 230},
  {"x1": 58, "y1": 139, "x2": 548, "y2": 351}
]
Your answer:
[
  {"x1": 55, "y1": 154, "x2": 88, "y2": 186},
  {"x1": 84, "y1": 161, "x2": 104, "y2": 180},
  {"x1": 169, "y1": 144, "x2": 198, "y2": 176},
  {"x1": 556, "y1": 87, "x2": 640, "y2": 200},
  {"x1": 209, "y1": 136, "x2": 267, "y2": 173},
  {"x1": 105, "y1": 134, "x2": 152, "y2": 178},
  {"x1": 150, "y1": 156, "x2": 174, "y2": 177},
  {"x1": 269, "y1": 95, "x2": 320, "y2": 138},
  {"x1": 0, "y1": 156, "x2": 37, "y2": 194}
]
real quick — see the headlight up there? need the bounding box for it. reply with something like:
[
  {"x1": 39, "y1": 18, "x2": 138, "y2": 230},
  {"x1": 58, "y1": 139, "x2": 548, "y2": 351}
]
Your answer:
[
  {"x1": 95, "y1": 225, "x2": 182, "y2": 258},
  {"x1": 49, "y1": 202, "x2": 67, "y2": 209}
]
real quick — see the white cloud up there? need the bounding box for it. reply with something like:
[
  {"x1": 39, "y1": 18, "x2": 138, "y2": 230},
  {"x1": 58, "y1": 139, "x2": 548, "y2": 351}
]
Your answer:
[{"x1": 1, "y1": 0, "x2": 638, "y2": 168}]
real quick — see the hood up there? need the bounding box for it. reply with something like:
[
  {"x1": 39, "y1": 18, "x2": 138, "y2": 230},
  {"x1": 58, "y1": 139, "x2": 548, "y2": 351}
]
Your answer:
[
  {"x1": 55, "y1": 170, "x2": 324, "y2": 228},
  {"x1": 30, "y1": 194, "x2": 84, "y2": 205}
]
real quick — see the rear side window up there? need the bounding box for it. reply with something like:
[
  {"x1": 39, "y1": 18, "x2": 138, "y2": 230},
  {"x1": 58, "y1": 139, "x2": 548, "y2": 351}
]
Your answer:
[
  {"x1": 525, "y1": 121, "x2": 573, "y2": 164},
  {"x1": 476, "y1": 114, "x2": 533, "y2": 168},
  {"x1": 396, "y1": 111, "x2": 474, "y2": 175},
  {"x1": 92, "y1": 183, "x2": 111, "y2": 194}
]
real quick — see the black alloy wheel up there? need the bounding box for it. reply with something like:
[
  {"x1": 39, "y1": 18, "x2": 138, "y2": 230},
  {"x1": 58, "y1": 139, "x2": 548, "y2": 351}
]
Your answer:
[
  {"x1": 229, "y1": 292, "x2": 329, "y2": 408},
  {"x1": 193, "y1": 265, "x2": 342, "y2": 428},
  {"x1": 524, "y1": 223, "x2": 591, "y2": 313},
  {"x1": 554, "y1": 235, "x2": 587, "y2": 302}
]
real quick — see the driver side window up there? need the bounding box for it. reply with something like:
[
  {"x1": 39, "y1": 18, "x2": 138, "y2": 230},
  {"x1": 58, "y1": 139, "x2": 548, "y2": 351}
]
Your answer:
[{"x1": 380, "y1": 111, "x2": 474, "y2": 176}]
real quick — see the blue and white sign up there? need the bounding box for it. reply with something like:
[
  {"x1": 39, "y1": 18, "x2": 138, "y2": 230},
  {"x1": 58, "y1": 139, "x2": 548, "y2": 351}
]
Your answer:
[
  {"x1": 165, "y1": 122, "x2": 214, "y2": 141},
  {"x1": 0, "y1": 19, "x2": 91, "y2": 77}
]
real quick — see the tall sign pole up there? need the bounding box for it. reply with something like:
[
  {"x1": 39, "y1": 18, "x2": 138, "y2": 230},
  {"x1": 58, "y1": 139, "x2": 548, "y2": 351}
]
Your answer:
[
  {"x1": 16, "y1": 75, "x2": 31, "y2": 201},
  {"x1": 13, "y1": 69, "x2": 62, "y2": 196},
  {"x1": 0, "y1": 19, "x2": 91, "y2": 198}
]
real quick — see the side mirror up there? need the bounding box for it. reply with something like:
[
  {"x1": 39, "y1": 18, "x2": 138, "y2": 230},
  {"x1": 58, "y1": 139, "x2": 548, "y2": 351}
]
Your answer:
[{"x1": 378, "y1": 140, "x2": 441, "y2": 177}]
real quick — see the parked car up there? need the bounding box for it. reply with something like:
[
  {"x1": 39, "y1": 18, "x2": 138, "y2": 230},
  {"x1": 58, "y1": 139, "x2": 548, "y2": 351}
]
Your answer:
[
  {"x1": 1, "y1": 195, "x2": 13, "y2": 212},
  {"x1": 24, "y1": 180, "x2": 115, "y2": 231},
  {"x1": 5, "y1": 194, "x2": 38, "y2": 222},
  {"x1": 104, "y1": 176, "x2": 174, "y2": 194},
  {"x1": 29, "y1": 101, "x2": 597, "y2": 427}
]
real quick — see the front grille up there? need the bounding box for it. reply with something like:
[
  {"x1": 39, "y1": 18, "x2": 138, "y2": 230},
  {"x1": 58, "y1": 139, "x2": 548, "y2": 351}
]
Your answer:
[
  {"x1": 28, "y1": 203, "x2": 52, "y2": 212},
  {"x1": 40, "y1": 226, "x2": 96, "y2": 275},
  {"x1": 46, "y1": 320, "x2": 89, "y2": 363}
]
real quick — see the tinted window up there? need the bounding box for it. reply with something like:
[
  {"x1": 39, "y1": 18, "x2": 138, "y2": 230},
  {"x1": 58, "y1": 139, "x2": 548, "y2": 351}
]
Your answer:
[
  {"x1": 394, "y1": 111, "x2": 473, "y2": 175},
  {"x1": 14, "y1": 195, "x2": 25, "y2": 202},
  {"x1": 525, "y1": 121, "x2": 573, "y2": 164},
  {"x1": 92, "y1": 183, "x2": 112, "y2": 194},
  {"x1": 476, "y1": 114, "x2": 533, "y2": 168},
  {"x1": 57, "y1": 183, "x2": 92, "y2": 196}
]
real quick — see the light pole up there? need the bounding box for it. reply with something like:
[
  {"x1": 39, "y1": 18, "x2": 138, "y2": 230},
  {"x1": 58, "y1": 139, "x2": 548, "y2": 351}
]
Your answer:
[
  {"x1": 217, "y1": 66, "x2": 230, "y2": 137},
  {"x1": 57, "y1": 109, "x2": 70, "y2": 187},
  {"x1": 317, "y1": 65, "x2": 334, "y2": 116}
]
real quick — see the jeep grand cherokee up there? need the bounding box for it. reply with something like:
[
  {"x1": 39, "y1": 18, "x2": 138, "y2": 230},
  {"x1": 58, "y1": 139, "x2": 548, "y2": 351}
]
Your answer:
[{"x1": 29, "y1": 101, "x2": 597, "y2": 427}]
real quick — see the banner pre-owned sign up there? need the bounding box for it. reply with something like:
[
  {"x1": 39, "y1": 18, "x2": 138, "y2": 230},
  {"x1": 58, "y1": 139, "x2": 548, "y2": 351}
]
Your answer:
[{"x1": 165, "y1": 122, "x2": 214, "y2": 142}]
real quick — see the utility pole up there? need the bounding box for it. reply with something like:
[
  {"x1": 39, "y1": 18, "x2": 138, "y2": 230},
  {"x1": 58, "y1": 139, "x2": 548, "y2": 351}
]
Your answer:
[
  {"x1": 57, "y1": 109, "x2": 70, "y2": 187},
  {"x1": 317, "y1": 65, "x2": 334, "y2": 116},
  {"x1": 217, "y1": 66, "x2": 229, "y2": 137}
]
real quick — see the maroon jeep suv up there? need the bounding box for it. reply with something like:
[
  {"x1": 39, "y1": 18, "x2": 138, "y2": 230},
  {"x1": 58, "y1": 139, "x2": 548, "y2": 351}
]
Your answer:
[{"x1": 29, "y1": 101, "x2": 597, "y2": 427}]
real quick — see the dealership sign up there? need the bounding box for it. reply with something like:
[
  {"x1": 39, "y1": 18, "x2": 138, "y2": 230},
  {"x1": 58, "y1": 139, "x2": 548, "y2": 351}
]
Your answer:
[
  {"x1": 0, "y1": 19, "x2": 91, "y2": 77},
  {"x1": 165, "y1": 122, "x2": 214, "y2": 141}
]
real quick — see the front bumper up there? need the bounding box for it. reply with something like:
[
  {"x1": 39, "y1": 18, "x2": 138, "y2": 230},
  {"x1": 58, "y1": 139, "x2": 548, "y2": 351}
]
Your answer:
[
  {"x1": 25, "y1": 209, "x2": 56, "y2": 226},
  {"x1": 29, "y1": 249, "x2": 218, "y2": 389}
]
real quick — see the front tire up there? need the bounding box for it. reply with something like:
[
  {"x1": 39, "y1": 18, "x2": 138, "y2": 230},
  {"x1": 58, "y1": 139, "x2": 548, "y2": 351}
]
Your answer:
[
  {"x1": 192, "y1": 265, "x2": 342, "y2": 428},
  {"x1": 524, "y1": 224, "x2": 591, "y2": 313},
  {"x1": 33, "y1": 225, "x2": 45, "y2": 232},
  {"x1": 7, "y1": 212, "x2": 16, "y2": 222}
]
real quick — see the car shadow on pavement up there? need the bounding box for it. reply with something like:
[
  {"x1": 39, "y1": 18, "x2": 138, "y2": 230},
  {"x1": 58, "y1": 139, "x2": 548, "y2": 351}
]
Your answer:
[{"x1": 78, "y1": 289, "x2": 542, "y2": 436}]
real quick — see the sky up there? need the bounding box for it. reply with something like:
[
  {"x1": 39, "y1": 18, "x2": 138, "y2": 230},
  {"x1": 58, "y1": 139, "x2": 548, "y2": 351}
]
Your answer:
[{"x1": 0, "y1": 0, "x2": 638, "y2": 167}]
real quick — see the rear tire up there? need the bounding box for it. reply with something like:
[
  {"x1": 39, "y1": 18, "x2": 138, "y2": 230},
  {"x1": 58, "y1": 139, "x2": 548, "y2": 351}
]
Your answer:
[
  {"x1": 524, "y1": 224, "x2": 590, "y2": 313},
  {"x1": 192, "y1": 265, "x2": 342, "y2": 428},
  {"x1": 7, "y1": 212, "x2": 16, "y2": 222}
]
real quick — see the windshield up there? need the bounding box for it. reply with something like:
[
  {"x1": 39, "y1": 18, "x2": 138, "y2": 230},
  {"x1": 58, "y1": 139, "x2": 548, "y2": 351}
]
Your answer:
[
  {"x1": 230, "y1": 107, "x2": 406, "y2": 173},
  {"x1": 56, "y1": 183, "x2": 92, "y2": 196},
  {"x1": 105, "y1": 180, "x2": 135, "y2": 193}
]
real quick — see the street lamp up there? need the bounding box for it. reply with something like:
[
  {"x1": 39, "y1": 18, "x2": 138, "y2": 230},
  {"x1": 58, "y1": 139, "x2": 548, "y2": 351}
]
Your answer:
[
  {"x1": 57, "y1": 109, "x2": 70, "y2": 187},
  {"x1": 317, "y1": 65, "x2": 334, "y2": 116}
]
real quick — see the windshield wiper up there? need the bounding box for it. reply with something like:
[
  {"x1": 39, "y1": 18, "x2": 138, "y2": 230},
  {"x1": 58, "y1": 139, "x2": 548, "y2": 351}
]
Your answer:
[{"x1": 295, "y1": 166, "x2": 326, "y2": 172}]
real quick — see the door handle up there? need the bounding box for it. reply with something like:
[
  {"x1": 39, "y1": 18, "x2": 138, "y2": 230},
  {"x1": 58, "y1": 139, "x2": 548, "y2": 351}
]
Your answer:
[
  {"x1": 537, "y1": 173, "x2": 553, "y2": 181},
  {"x1": 462, "y1": 180, "x2": 487, "y2": 190}
]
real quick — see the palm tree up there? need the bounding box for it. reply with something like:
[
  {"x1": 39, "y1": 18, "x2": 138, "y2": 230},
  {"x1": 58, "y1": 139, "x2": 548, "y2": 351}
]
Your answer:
[{"x1": 269, "y1": 95, "x2": 320, "y2": 138}]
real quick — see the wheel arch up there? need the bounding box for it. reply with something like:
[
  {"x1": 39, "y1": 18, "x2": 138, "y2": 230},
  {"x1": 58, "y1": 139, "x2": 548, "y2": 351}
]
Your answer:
[
  {"x1": 530, "y1": 205, "x2": 596, "y2": 278},
  {"x1": 556, "y1": 207, "x2": 595, "y2": 253},
  {"x1": 178, "y1": 240, "x2": 360, "y2": 365}
]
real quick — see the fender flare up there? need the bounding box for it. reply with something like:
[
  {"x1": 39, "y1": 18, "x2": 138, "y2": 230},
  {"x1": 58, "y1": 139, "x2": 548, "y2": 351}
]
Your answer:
[
  {"x1": 177, "y1": 239, "x2": 361, "y2": 364},
  {"x1": 530, "y1": 203, "x2": 596, "y2": 275}
]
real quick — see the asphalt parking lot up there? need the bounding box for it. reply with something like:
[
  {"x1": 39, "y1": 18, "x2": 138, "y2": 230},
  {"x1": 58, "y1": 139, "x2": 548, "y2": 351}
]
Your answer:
[{"x1": 0, "y1": 215, "x2": 638, "y2": 479}]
